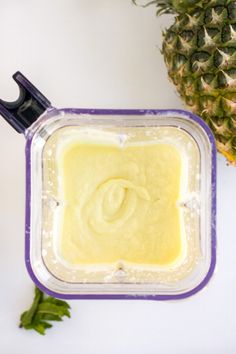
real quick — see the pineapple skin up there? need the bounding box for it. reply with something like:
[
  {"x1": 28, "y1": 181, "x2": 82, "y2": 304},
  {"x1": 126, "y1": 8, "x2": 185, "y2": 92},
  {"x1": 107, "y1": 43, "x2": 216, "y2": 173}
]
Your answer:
[{"x1": 162, "y1": 0, "x2": 236, "y2": 164}]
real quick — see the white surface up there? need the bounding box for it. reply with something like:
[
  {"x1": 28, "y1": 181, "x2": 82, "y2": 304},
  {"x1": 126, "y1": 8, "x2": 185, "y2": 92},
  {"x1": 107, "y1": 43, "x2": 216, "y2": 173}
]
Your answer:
[{"x1": 0, "y1": 1, "x2": 236, "y2": 353}]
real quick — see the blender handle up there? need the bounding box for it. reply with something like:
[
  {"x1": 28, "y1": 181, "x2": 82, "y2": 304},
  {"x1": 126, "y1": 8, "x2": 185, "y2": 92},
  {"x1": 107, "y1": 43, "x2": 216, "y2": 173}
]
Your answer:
[{"x1": 0, "y1": 72, "x2": 51, "y2": 133}]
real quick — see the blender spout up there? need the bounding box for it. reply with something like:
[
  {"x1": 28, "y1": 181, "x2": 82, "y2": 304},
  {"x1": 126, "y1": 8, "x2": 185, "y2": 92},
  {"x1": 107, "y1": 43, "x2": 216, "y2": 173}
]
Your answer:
[{"x1": 0, "y1": 72, "x2": 51, "y2": 133}]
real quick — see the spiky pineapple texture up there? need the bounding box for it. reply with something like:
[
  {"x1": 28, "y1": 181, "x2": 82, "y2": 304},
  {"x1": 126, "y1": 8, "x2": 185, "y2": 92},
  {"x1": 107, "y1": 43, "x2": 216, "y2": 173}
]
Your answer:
[{"x1": 135, "y1": 0, "x2": 236, "y2": 164}]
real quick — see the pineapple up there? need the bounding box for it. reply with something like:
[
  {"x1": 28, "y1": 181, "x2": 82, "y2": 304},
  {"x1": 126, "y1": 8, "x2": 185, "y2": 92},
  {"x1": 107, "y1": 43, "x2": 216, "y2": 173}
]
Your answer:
[{"x1": 133, "y1": 0, "x2": 236, "y2": 164}]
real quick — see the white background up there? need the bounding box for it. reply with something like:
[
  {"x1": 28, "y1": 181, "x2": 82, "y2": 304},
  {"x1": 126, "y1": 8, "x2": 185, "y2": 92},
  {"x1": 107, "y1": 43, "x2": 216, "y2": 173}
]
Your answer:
[{"x1": 0, "y1": 1, "x2": 236, "y2": 353}]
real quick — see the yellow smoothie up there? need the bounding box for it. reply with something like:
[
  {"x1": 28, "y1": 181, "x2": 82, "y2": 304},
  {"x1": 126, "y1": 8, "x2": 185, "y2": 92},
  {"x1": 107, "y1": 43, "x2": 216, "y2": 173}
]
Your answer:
[{"x1": 58, "y1": 140, "x2": 182, "y2": 267}]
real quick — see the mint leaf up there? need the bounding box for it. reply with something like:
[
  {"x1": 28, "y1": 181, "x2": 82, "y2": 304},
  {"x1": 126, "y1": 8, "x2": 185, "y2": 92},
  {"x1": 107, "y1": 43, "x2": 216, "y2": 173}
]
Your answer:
[
  {"x1": 37, "y1": 302, "x2": 71, "y2": 318},
  {"x1": 19, "y1": 287, "x2": 71, "y2": 335},
  {"x1": 32, "y1": 321, "x2": 52, "y2": 335},
  {"x1": 44, "y1": 297, "x2": 71, "y2": 309},
  {"x1": 20, "y1": 287, "x2": 43, "y2": 327},
  {"x1": 37, "y1": 313, "x2": 63, "y2": 322}
]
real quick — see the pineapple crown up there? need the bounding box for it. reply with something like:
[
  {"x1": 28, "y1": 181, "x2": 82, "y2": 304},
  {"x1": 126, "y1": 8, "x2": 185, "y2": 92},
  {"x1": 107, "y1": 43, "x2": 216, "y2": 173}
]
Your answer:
[{"x1": 132, "y1": 0, "x2": 202, "y2": 15}]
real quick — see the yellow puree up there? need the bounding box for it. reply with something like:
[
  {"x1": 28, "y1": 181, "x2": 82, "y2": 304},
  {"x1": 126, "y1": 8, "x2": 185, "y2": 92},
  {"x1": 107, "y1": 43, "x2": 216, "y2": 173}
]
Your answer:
[{"x1": 59, "y1": 142, "x2": 182, "y2": 267}]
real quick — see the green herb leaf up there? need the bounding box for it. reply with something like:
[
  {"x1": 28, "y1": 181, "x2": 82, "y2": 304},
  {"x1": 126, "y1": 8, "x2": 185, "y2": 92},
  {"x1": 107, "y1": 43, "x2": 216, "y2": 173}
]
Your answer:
[
  {"x1": 37, "y1": 302, "x2": 71, "y2": 318},
  {"x1": 19, "y1": 287, "x2": 71, "y2": 335},
  {"x1": 44, "y1": 297, "x2": 71, "y2": 310},
  {"x1": 20, "y1": 287, "x2": 43, "y2": 327},
  {"x1": 38, "y1": 313, "x2": 63, "y2": 322},
  {"x1": 32, "y1": 321, "x2": 52, "y2": 335}
]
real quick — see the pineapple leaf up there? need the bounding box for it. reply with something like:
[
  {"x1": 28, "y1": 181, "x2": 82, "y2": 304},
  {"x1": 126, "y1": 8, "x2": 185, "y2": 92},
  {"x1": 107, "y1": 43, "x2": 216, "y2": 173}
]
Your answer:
[
  {"x1": 132, "y1": 0, "x2": 202, "y2": 15},
  {"x1": 132, "y1": 0, "x2": 176, "y2": 15}
]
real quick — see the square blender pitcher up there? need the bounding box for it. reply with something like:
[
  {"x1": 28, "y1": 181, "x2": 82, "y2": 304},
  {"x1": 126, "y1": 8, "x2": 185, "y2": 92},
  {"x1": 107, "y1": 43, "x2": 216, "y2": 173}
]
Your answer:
[{"x1": 0, "y1": 72, "x2": 216, "y2": 300}]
